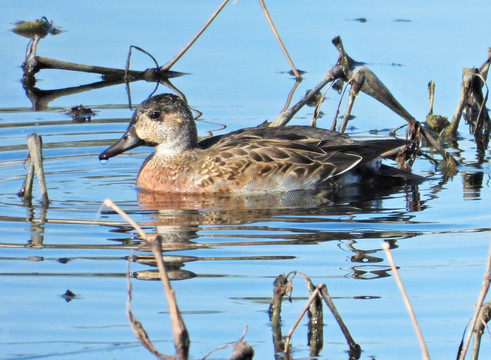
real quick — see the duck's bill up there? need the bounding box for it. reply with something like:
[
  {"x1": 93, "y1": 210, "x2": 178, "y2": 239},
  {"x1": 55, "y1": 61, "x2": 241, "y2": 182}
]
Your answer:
[{"x1": 99, "y1": 126, "x2": 144, "y2": 161}]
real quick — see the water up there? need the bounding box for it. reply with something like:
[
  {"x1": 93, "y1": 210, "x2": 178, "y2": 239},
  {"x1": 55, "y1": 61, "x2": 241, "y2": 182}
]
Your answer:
[{"x1": 1, "y1": 1, "x2": 491, "y2": 359}]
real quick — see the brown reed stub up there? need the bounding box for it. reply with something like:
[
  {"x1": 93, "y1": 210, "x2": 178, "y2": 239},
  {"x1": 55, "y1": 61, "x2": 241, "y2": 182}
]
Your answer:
[
  {"x1": 303, "y1": 275, "x2": 324, "y2": 357},
  {"x1": 449, "y1": 50, "x2": 491, "y2": 141},
  {"x1": 268, "y1": 271, "x2": 360, "y2": 359},
  {"x1": 18, "y1": 133, "x2": 49, "y2": 207},
  {"x1": 269, "y1": 272, "x2": 294, "y2": 355},
  {"x1": 457, "y1": 238, "x2": 491, "y2": 360},
  {"x1": 228, "y1": 339, "x2": 255, "y2": 360}
]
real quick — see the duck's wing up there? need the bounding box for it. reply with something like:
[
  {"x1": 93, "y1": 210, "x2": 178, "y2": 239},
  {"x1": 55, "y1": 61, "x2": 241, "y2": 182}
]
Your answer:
[
  {"x1": 201, "y1": 133, "x2": 408, "y2": 185},
  {"x1": 196, "y1": 126, "x2": 413, "y2": 191},
  {"x1": 195, "y1": 139, "x2": 362, "y2": 191},
  {"x1": 198, "y1": 126, "x2": 355, "y2": 149}
]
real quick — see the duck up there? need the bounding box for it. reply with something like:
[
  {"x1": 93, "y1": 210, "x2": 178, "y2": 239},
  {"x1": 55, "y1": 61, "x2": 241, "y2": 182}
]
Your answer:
[{"x1": 99, "y1": 93, "x2": 419, "y2": 194}]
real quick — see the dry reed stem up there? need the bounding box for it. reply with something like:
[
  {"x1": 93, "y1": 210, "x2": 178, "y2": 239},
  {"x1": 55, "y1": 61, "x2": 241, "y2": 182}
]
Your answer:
[
  {"x1": 470, "y1": 301, "x2": 491, "y2": 360},
  {"x1": 283, "y1": 284, "x2": 323, "y2": 351},
  {"x1": 258, "y1": 0, "x2": 301, "y2": 80},
  {"x1": 149, "y1": 235, "x2": 190, "y2": 360},
  {"x1": 458, "y1": 238, "x2": 491, "y2": 360},
  {"x1": 25, "y1": 56, "x2": 143, "y2": 77},
  {"x1": 382, "y1": 241, "x2": 430, "y2": 360},
  {"x1": 18, "y1": 154, "x2": 34, "y2": 201},
  {"x1": 160, "y1": 0, "x2": 229, "y2": 72},
  {"x1": 319, "y1": 284, "x2": 360, "y2": 356},
  {"x1": 449, "y1": 49, "x2": 490, "y2": 138},
  {"x1": 28, "y1": 134, "x2": 49, "y2": 205},
  {"x1": 201, "y1": 343, "x2": 233, "y2": 359},
  {"x1": 103, "y1": 198, "x2": 190, "y2": 360},
  {"x1": 270, "y1": 65, "x2": 344, "y2": 126},
  {"x1": 19, "y1": 134, "x2": 49, "y2": 206},
  {"x1": 280, "y1": 79, "x2": 301, "y2": 113},
  {"x1": 201, "y1": 326, "x2": 253, "y2": 360},
  {"x1": 126, "y1": 258, "x2": 171, "y2": 359},
  {"x1": 102, "y1": 199, "x2": 146, "y2": 238}
]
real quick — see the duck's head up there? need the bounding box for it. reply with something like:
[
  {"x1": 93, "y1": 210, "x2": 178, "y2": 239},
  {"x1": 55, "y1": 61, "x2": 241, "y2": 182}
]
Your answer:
[{"x1": 99, "y1": 93, "x2": 198, "y2": 161}]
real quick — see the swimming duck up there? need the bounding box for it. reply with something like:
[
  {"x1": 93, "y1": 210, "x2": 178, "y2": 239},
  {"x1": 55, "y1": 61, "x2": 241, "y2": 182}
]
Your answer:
[{"x1": 99, "y1": 93, "x2": 417, "y2": 193}]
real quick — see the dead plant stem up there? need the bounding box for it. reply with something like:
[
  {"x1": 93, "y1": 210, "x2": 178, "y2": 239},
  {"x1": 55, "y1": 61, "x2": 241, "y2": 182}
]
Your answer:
[
  {"x1": 283, "y1": 284, "x2": 323, "y2": 350},
  {"x1": 149, "y1": 236, "x2": 190, "y2": 360},
  {"x1": 103, "y1": 198, "x2": 190, "y2": 359},
  {"x1": 102, "y1": 199, "x2": 146, "y2": 239},
  {"x1": 458, "y1": 238, "x2": 491, "y2": 360},
  {"x1": 26, "y1": 134, "x2": 49, "y2": 206},
  {"x1": 319, "y1": 284, "x2": 359, "y2": 352},
  {"x1": 258, "y1": 0, "x2": 301, "y2": 80},
  {"x1": 270, "y1": 65, "x2": 343, "y2": 126},
  {"x1": 382, "y1": 242, "x2": 430, "y2": 360},
  {"x1": 161, "y1": 0, "x2": 229, "y2": 71}
]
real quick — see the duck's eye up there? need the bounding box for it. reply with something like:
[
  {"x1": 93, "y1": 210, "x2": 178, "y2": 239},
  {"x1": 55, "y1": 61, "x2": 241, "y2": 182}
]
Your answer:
[{"x1": 149, "y1": 111, "x2": 161, "y2": 119}]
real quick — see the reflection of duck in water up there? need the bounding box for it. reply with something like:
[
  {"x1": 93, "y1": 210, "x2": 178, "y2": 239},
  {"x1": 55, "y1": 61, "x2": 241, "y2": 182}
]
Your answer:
[{"x1": 100, "y1": 93, "x2": 420, "y2": 194}]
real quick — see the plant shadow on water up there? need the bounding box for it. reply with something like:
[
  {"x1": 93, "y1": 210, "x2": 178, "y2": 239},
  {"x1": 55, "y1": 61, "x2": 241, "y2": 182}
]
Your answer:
[{"x1": 1, "y1": 1, "x2": 491, "y2": 359}]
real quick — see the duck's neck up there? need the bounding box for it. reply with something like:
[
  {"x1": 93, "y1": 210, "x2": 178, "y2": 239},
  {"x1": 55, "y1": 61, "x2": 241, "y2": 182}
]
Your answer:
[
  {"x1": 154, "y1": 125, "x2": 199, "y2": 158},
  {"x1": 154, "y1": 141, "x2": 195, "y2": 158}
]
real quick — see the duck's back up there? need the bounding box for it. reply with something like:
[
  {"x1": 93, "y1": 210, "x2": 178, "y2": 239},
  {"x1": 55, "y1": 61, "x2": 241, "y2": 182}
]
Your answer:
[{"x1": 150, "y1": 126, "x2": 408, "y2": 193}]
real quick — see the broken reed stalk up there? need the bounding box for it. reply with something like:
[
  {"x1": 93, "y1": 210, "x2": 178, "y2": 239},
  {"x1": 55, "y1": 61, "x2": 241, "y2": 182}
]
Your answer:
[
  {"x1": 102, "y1": 198, "x2": 190, "y2": 360},
  {"x1": 149, "y1": 235, "x2": 190, "y2": 360},
  {"x1": 29, "y1": 133, "x2": 49, "y2": 205},
  {"x1": 23, "y1": 35, "x2": 41, "y2": 67},
  {"x1": 319, "y1": 284, "x2": 360, "y2": 357},
  {"x1": 19, "y1": 154, "x2": 35, "y2": 203},
  {"x1": 126, "y1": 257, "x2": 171, "y2": 359},
  {"x1": 283, "y1": 284, "x2": 323, "y2": 351},
  {"x1": 382, "y1": 242, "x2": 430, "y2": 360},
  {"x1": 331, "y1": 81, "x2": 350, "y2": 130},
  {"x1": 449, "y1": 68, "x2": 478, "y2": 137},
  {"x1": 280, "y1": 79, "x2": 301, "y2": 113},
  {"x1": 102, "y1": 199, "x2": 146, "y2": 238},
  {"x1": 25, "y1": 56, "x2": 142, "y2": 77},
  {"x1": 201, "y1": 326, "x2": 254, "y2": 360},
  {"x1": 338, "y1": 77, "x2": 359, "y2": 133},
  {"x1": 470, "y1": 301, "x2": 491, "y2": 360},
  {"x1": 302, "y1": 274, "x2": 323, "y2": 357},
  {"x1": 278, "y1": 272, "x2": 359, "y2": 358},
  {"x1": 457, "y1": 238, "x2": 491, "y2": 360},
  {"x1": 268, "y1": 273, "x2": 294, "y2": 355},
  {"x1": 126, "y1": 45, "x2": 160, "y2": 78},
  {"x1": 270, "y1": 65, "x2": 344, "y2": 126},
  {"x1": 160, "y1": 0, "x2": 229, "y2": 72},
  {"x1": 258, "y1": 0, "x2": 301, "y2": 80},
  {"x1": 18, "y1": 133, "x2": 49, "y2": 206},
  {"x1": 449, "y1": 49, "x2": 491, "y2": 138}
]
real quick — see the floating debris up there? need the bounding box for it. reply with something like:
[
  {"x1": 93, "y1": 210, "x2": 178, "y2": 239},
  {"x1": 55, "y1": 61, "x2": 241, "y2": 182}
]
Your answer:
[
  {"x1": 426, "y1": 114, "x2": 449, "y2": 133},
  {"x1": 304, "y1": 89, "x2": 324, "y2": 107},
  {"x1": 67, "y1": 105, "x2": 95, "y2": 122},
  {"x1": 12, "y1": 16, "x2": 62, "y2": 39},
  {"x1": 425, "y1": 81, "x2": 449, "y2": 133},
  {"x1": 61, "y1": 289, "x2": 79, "y2": 302}
]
